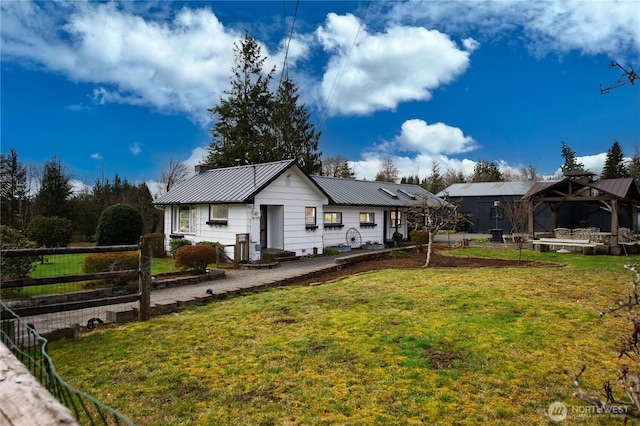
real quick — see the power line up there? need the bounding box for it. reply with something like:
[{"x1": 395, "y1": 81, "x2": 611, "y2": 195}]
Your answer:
[
  {"x1": 317, "y1": 1, "x2": 369, "y2": 134},
  {"x1": 279, "y1": 0, "x2": 300, "y2": 87}
]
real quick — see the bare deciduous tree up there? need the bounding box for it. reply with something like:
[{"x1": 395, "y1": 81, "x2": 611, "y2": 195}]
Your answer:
[
  {"x1": 407, "y1": 194, "x2": 467, "y2": 267},
  {"x1": 160, "y1": 157, "x2": 189, "y2": 196},
  {"x1": 503, "y1": 197, "x2": 530, "y2": 265},
  {"x1": 600, "y1": 62, "x2": 637, "y2": 94}
]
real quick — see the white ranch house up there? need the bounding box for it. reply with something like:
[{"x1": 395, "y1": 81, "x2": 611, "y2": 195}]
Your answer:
[{"x1": 154, "y1": 160, "x2": 442, "y2": 263}]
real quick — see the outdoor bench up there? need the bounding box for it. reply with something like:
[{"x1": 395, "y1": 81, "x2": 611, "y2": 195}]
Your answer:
[{"x1": 531, "y1": 238, "x2": 597, "y2": 254}]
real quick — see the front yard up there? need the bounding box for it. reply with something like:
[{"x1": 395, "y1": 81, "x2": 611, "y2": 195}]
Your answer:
[{"x1": 48, "y1": 249, "x2": 636, "y2": 425}]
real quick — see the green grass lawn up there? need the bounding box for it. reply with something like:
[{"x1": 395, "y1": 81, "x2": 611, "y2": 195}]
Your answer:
[
  {"x1": 48, "y1": 249, "x2": 638, "y2": 425},
  {"x1": 8, "y1": 255, "x2": 182, "y2": 298}
]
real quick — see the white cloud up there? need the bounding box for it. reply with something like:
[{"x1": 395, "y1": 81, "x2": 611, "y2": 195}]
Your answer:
[
  {"x1": 129, "y1": 142, "x2": 142, "y2": 156},
  {"x1": 386, "y1": 0, "x2": 640, "y2": 60},
  {"x1": 90, "y1": 153, "x2": 103, "y2": 160},
  {"x1": 315, "y1": 13, "x2": 475, "y2": 116},
  {"x1": 1, "y1": 2, "x2": 244, "y2": 125},
  {"x1": 395, "y1": 119, "x2": 476, "y2": 155},
  {"x1": 181, "y1": 146, "x2": 209, "y2": 176}
]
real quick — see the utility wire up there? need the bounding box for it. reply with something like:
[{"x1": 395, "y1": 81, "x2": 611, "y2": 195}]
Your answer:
[
  {"x1": 317, "y1": 1, "x2": 369, "y2": 133},
  {"x1": 279, "y1": 0, "x2": 300, "y2": 88}
]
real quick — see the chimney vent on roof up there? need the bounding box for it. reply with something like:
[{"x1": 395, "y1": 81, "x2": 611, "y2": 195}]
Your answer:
[{"x1": 195, "y1": 164, "x2": 214, "y2": 174}]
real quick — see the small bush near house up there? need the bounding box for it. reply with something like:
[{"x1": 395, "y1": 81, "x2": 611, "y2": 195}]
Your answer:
[
  {"x1": 392, "y1": 231, "x2": 403, "y2": 245},
  {"x1": 0, "y1": 225, "x2": 36, "y2": 282},
  {"x1": 27, "y1": 215, "x2": 73, "y2": 247},
  {"x1": 169, "y1": 238, "x2": 192, "y2": 257},
  {"x1": 323, "y1": 247, "x2": 340, "y2": 256},
  {"x1": 196, "y1": 241, "x2": 221, "y2": 263},
  {"x1": 409, "y1": 230, "x2": 429, "y2": 251},
  {"x1": 82, "y1": 251, "x2": 139, "y2": 286},
  {"x1": 145, "y1": 233, "x2": 167, "y2": 258},
  {"x1": 174, "y1": 244, "x2": 216, "y2": 273},
  {"x1": 96, "y1": 203, "x2": 144, "y2": 246}
]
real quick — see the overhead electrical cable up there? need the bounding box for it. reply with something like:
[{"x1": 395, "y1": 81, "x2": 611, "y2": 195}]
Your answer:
[
  {"x1": 317, "y1": 1, "x2": 369, "y2": 133},
  {"x1": 279, "y1": 0, "x2": 300, "y2": 87}
]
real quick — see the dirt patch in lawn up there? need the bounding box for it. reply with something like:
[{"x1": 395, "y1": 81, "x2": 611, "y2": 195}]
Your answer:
[{"x1": 295, "y1": 247, "x2": 559, "y2": 286}]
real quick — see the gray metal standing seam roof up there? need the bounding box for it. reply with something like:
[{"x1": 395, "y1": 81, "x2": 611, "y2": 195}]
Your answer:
[
  {"x1": 437, "y1": 181, "x2": 534, "y2": 198},
  {"x1": 154, "y1": 160, "x2": 300, "y2": 204},
  {"x1": 154, "y1": 159, "x2": 444, "y2": 208},
  {"x1": 311, "y1": 175, "x2": 442, "y2": 207}
]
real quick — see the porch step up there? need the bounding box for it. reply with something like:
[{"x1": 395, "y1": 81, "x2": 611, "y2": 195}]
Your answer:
[{"x1": 261, "y1": 249, "x2": 299, "y2": 264}]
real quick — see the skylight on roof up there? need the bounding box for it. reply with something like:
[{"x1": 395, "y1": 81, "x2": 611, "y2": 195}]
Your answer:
[
  {"x1": 379, "y1": 187, "x2": 399, "y2": 199},
  {"x1": 398, "y1": 189, "x2": 416, "y2": 199}
]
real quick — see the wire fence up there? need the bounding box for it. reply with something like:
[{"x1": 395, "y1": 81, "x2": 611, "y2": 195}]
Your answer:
[{"x1": 1, "y1": 301, "x2": 135, "y2": 425}]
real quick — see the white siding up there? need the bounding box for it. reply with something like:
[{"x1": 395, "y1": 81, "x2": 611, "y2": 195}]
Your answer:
[
  {"x1": 321, "y1": 206, "x2": 386, "y2": 248},
  {"x1": 162, "y1": 204, "x2": 252, "y2": 261},
  {"x1": 254, "y1": 168, "x2": 327, "y2": 257}
]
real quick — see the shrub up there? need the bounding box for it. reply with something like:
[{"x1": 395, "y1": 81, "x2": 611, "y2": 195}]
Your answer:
[
  {"x1": 27, "y1": 215, "x2": 73, "y2": 247},
  {"x1": 391, "y1": 250, "x2": 410, "y2": 258},
  {"x1": 196, "y1": 241, "x2": 221, "y2": 263},
  {"x1": 0, "y1": 225, "x2": 36, "y2": 280},
  {"x1": 174, "y1": 244, "x2": 216, "y2": 273},
  {"x1": 144, "y1": 233, "x2": 166, "y2": 258},
  {"x1": 409, "y1": 230, "x2": 429, "y2": 252},
  {"x1": 169, "y1": 238, "x2": 192, "y2": 257},
  {"x1": 82, "y1": 251, "x2": 139, "y2": 286},
  {"x1": 96, "y1": 203, "x2": 143, "y2": 246},
  {"x1": 392, "y1": 231, "x2": 404, "y2": 245},
  {"x1": 323, "y1": 247, "x2": 340, "y2": 256}
]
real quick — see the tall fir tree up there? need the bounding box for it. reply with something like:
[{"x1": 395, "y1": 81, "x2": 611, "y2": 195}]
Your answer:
[
  {"x1": 0, "y1": 148, "x2": 29, "y2": 229},
  {"x1": 34, "y1": 156, "x2": 72, "y2": 219},
  {"x1": 207, "y1": 31, "x2": 276, "y2": 168},
  {"x1": 425, "y1": 161, "x2": 445, "y2": 194},
  {"x1": 560, "y1": 139, "x2": 584, "y2": 174},
  {"x1": 273, "y1": 75, "x2": 322, "y2": 174},
  {"x1": 601, "y1": 141, "x2": 628, "y2": 179},
  {"x1": 206, "y1": 32, "x2": 322, "y2": 174}
]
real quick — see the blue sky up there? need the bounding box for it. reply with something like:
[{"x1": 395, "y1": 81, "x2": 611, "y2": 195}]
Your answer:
[{"x1": 2, "y1": 0, "x2": 639, "y2": 196}]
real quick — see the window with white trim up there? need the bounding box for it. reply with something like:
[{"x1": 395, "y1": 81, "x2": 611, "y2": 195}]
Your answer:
[
  {"x1": 359, "y1": 212, "x2": 375, "y2": 225},
  {"x1": 173, "y1": 205, "x2": 196, "y2": 233},
  {"x1": 208, "y1": 204, "x2": 229, "y2": 225}
]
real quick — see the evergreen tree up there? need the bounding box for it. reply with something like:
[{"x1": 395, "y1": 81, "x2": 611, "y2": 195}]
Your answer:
[
  {"x1": 471, "y1": 159, "x2": 502, "y2": 182},
  {"x1": 34, "y1": 156, "x2": 72, "y2": 219},
  {"x1": 273, "y1": 75, "x2": 322, "y2": 174},
  {"x1": 207, "y1": 32, "x2": 322, "y2": 173},
  {"x1": 601, "y1": 141, "x2": 628, "y2": 179},
  {"x1": 425, "y1": 162, "x2": 445, "y2": 194},
  {"x1": 0, "y1": 148, "x2": 29, "y2": 229},
  {"x1": 207, "y1": 31, "x2": 276, "y2": 168},
  {"x1": 560, "y1": 139, "x2": 584, "y2": 174}
]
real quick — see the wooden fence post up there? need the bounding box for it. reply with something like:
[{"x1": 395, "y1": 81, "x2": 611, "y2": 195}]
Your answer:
[{"x1": 138, "y1": 236, "x2": 151, "y2": 321}]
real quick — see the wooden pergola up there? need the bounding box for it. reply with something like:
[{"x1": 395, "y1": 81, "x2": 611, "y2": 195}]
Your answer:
[{"x1": 523, "y1": 173, "x2": 640, "y2": 249}]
